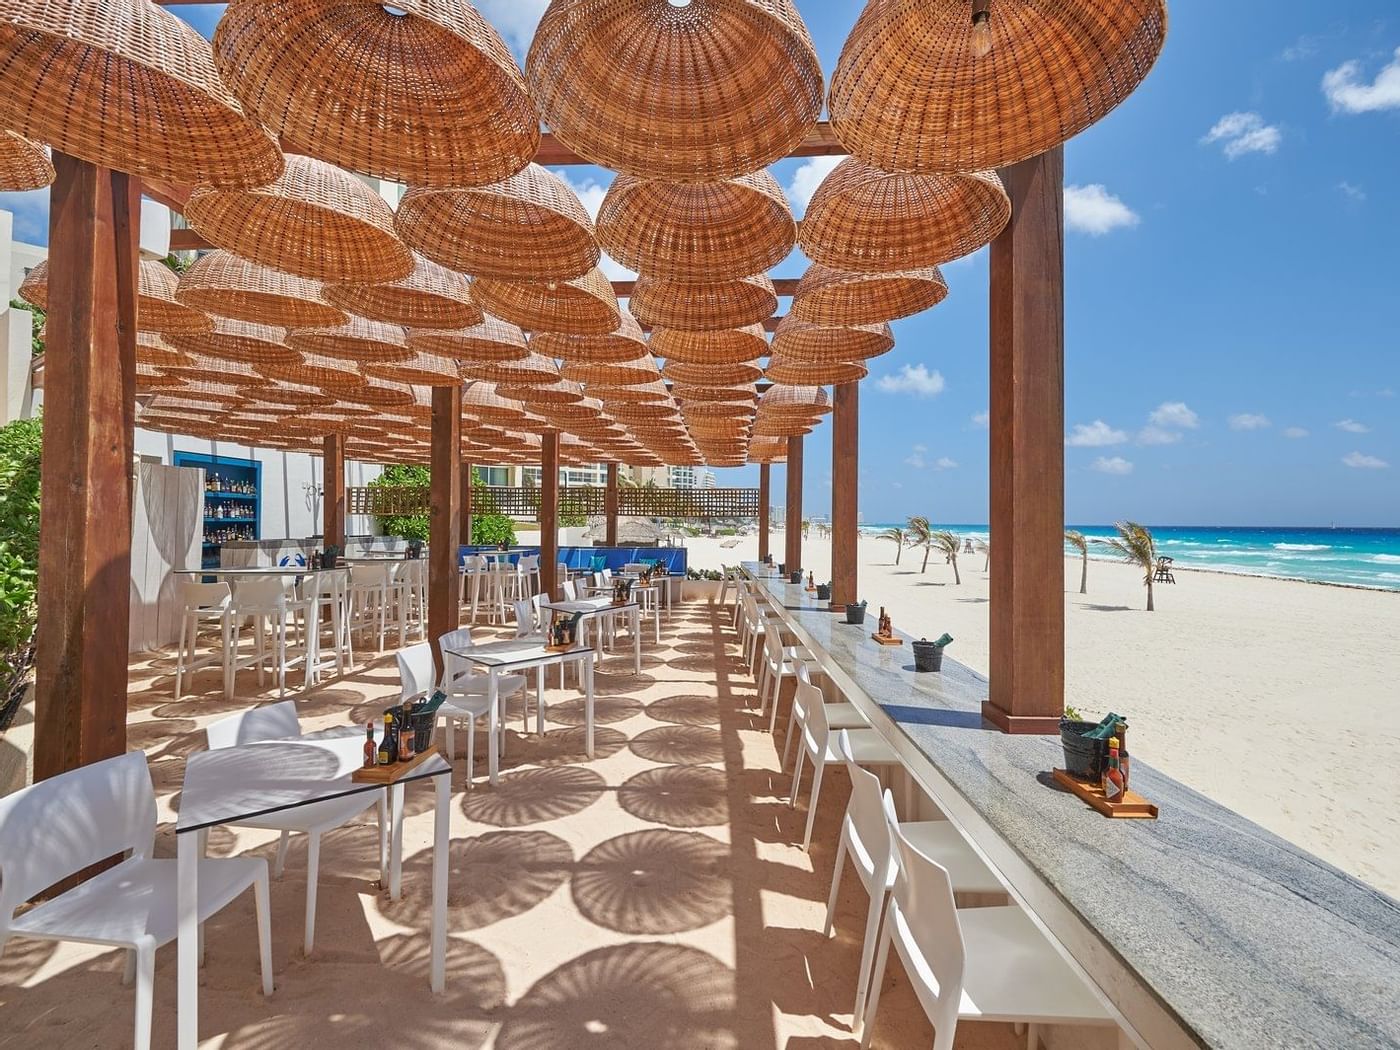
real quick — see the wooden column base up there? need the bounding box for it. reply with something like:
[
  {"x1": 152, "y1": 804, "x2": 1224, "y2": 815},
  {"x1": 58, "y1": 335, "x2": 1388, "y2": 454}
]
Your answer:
[{"x1": 980, "y1": 701, "x2": 1062, "y2": 735}]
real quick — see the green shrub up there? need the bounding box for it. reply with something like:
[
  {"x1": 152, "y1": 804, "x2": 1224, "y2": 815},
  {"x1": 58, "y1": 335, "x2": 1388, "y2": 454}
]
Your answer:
[
  {"x1": 369, "y1": 463, "x2": 516, "y2": 546},
  {"x1": 0, "y1": 416, "x2": 41, "y2": 712}
]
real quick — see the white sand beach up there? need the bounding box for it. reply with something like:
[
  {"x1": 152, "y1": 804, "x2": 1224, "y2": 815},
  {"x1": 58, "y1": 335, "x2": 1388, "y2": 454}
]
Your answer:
[{"x1": 686, "y1": 533, "x2": 1400, "y2": 899}]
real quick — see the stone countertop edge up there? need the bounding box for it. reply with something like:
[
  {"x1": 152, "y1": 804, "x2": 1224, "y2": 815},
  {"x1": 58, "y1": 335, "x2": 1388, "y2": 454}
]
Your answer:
[{"x1": 742, "y1": 564, "x2": 1400, "y2": 1050}]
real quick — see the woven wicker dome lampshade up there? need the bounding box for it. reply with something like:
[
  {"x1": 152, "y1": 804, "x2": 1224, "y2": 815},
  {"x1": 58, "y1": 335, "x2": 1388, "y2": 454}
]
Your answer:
[
  {"x1": 168, "y1": 318, "x2": 300, "y2": 366},
  {"x1": 630, "y1": 273, "x2": 777, "y2": 332},
  {"x1": 286, "y1": 316, "x2": 414, "y2": 362},
  {"x1": 765, "y1": 356, "x2": 869, "y2": 385},
  {"x1": 135, "y1": 332, "x2": 193, "y2": 370},
  {"x1": 214, "y1": 0, "x2": 537, "y2": 187},
  {"x1": 772, "y1": 316, "x2": 894, "y2": 362},
  {"x1": 363, "y1": 351, "x2": 464, "y2": 387},
  {"x1": 472, "y1": 268, "x2": 620, "y2": 336},
  {"x1": 760, "y1": 382, "x2": 831, "y2": 416},
  {"x1": 396, "y1": 165, "x2": 599, "y2": 280},
  {"x1": 597, "y1": 172, "x2": 796, "y2": 280},
  {"x1": 0, "y1": 132, "x2": 52, "y2": 191},
  {"x1": 177, "y1": 250, "x2": 348, "y2": 329},
  {"x1": 0, "y1": 0, "x2": 281, "y2": 187},
  {"x1": 792, "y1": 262, "x2": 948, "y2": 326},
  {"x1": 324, "y1": 254, "x2": 481, "y2": 329},
  {"x1": 800, "y1": 159, "x2": 1010, "y2": 271},
  {"x1": 648, "y1": 324, "x2": 767, "y2": 364},
  {"x1": 531, "y1": 309, "x2": 647, "y2": 364},
  {"x1": 829, "y1": 0, "x2": 1168, "y2": 174},
  {"x1": 409, "y1": 316, "x2": 529, "y2": 363},
  {"x1": 526, "y1": 0, "x2": 823, "y2": 179},
  {"x1": 21, "y1": 260, "x2": 213, "y2": 335},
  {"x1": 662, "y1": 359, "x2": 763, "y2": 386},
  {"x1": 257, "y1": 351, "x2": 368, "y2": 392},
  {"x1": 185, "y1": 155, "x2": 414, "y2": 284}
]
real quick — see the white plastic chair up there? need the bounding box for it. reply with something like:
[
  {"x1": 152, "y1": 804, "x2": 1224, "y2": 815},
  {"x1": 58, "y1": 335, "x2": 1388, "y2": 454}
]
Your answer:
[
  {"x1": 0, "y1": 752, "x2": 273, "y2": 1050},
  {"x1": 307, "y1": 568, "x2": 352, "y2": 677},
  {"x1": 860, "y1": 792, "x2": 1112, "y2": 1050},
  {"x1": 347, "y1": 562, "x2": 394, "y2": 652},
  {"x1": 205, "y1": 701, "x2": 386, "y2": 956},
  {"x1": 758, "y1": 624, "x2": 818, "y2": 731},
  {"x1": 790, "y1": 675, "x2": 902, "y2": 850},
  {"x1": 562, "y1": 578, "x2": 578, "y2": 600},
  {"x1": 173, "y1": 579, "x2": 235, "y2": 699},
  {"x1": 393, "y1": 559, "x2": 427, "y2": 644},
  {"x1": 228, "y1": 575, "x2": 317, "y2": 697},
  {"x1": 782, "y1": 662, "x2": 869, "y2": 771},
  {"x1": 825, "y1": 730, "x2": 1002, "y2": 1035}
]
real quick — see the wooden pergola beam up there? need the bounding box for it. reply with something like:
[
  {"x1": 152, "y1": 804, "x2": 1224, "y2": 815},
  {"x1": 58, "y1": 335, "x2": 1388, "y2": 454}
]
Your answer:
[
  {"x1": 428, "y1": 384, "x2": 462, "y2": 674},
  {"x1": 784, "y1": 435, "x2": 803, "y2": 573},
  {"x1": 757, "y1": 463, "x2": 771, "y2": 563},
  {"x1": 830, "y1": 382, "x2": 858, "y2": 608}
]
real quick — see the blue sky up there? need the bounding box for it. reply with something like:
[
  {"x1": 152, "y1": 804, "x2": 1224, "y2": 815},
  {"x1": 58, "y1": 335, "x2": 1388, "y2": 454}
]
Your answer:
[{"x1": 4, "y1": 1, "x2": 1397, "y2": 526}]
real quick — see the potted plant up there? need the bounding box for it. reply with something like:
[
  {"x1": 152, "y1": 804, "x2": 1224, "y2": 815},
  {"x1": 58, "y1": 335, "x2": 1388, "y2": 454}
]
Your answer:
[{"x1": 844, "y1": 600, "x2": 867, "y2": 625}]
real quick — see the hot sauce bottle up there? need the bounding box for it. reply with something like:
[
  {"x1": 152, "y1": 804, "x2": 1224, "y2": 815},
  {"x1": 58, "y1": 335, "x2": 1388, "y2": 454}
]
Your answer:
[
  {"x1": 1103, "y1": 736, "x2": 1126, "y2": 802},
  {"x1": 363, "y1": 720, "x2": 376, "y2": 768}
]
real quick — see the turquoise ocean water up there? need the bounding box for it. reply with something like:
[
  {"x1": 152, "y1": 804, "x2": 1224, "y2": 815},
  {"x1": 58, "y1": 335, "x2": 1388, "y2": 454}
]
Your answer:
[{"x1": 857, "y1": 524, "x2": 1400, "y2": 592}]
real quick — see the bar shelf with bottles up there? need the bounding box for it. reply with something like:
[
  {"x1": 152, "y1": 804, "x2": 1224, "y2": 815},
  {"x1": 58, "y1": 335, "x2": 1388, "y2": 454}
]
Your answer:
[{"x1": 174, "y1": 451, "x2": 262, "y2": 569}]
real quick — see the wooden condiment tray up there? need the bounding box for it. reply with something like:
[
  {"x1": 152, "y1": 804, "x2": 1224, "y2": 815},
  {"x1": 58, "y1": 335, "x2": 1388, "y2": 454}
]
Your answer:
[
  {"x1": 871, "y1": 633, "x2": 903, "y2": 646},
  {"x1": 544, "y1": 643, "x2": 578, "y2": 653},
  {"x1": 352, "y1": 746, "x2": 441, "y2": 785},
  {"x1": 1052, "y1": 768, "x2": 1158, "y2": 819}
]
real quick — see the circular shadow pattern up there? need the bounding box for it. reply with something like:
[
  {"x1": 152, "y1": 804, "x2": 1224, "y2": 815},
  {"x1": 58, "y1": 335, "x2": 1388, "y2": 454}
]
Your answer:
[
  {"x1": 514, "y1": 725, "x2": 628, "y2": 768},
  {"x1": 629, "y1": 725, "x2": 724, "y2": 765},
  {"x1": 496, "y1": 942, "x2": 736, "y2": 1050},
  {"x1": 668, "y1": 653, "x2": 747, "y2": 675},
  {"x1": 546, "y1": 694, "x2": 643, "y2": 727},
  {"x1": 588, "y1": 671, "x2": 657, "y2": 697},
  {"x1": 375, "y1": 932, "x2": 508, "y2": 1007},
  {"x1": 572, "y1": 829, "x2": 729, "y2": 935},
  {"x1": 379, "y1": 829, "x2": 574, "y2": 931},
  {"x1": 669, "y1": 641, "x2": 737, "y2": 657},
  {"x1": 461, "y1": 765, "x2": 607, "y2": 827},
  {"x1": 645, "y1": 694, "x2": 720, "y2": 727},
  {"x1": 618, "y1": 765, "x2": 729, "y2": 828},
  {"x1": 597, "y1": 651, "x2": 667, "y2": 673},
  {"x1": 126, "y1": 717, "x2": 201, "y2": 758}
]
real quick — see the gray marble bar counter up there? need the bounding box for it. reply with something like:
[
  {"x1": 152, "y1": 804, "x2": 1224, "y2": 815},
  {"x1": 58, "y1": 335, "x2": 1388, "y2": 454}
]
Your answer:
[{"x1": 744, "y1": 564, "x2": 1400, "y2": 1050}]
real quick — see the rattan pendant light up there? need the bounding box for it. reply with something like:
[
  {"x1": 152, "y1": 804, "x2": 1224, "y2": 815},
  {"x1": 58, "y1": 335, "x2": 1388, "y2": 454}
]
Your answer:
[
  {"x1": 396, "y1": 165, "x2": 599, "y2": 280},
  {"x1": 799, "y1": 159, "x2": 1010, "y2": 271},
  {"x1": 363, "y1": 351, "x2": 464, "y2": 387},
  {"x1": 829, "y1": 0, "x2": 1168, "y2": 174},
  {"x1": 135, "y1": 332, "x2": 193, "y2": 370},
  {"x1": 527, "y1": 0, "x2": 823, "y2": 179},
  {"x1": 647, "y1": 324, "x2": 768, "y2": 365},
  {"x1": 324, "y1": 254, "x2": 481, "y2": 329},
  {"x1": 286, "y1": 316, "x2": 414, "y2": 363},
  {"x1": 771, "y1": 316, "x2": 894, "y2": 363},
  {"x1": 0, "y1": 132, "x2": 52, "y2": 191},
  {"x1": 177, "y1": 250, "x2": 348, "y2": 329},
  {"x1": 765, "y1": 356, "x2": 869, "y2": 385},
  {"x1": 662, "y1": 358, "x2": 763, "y2": 386},
  {"x1": 0, "y1": 0, "x2": 281, "y2": 187},
  {"x1": 167, "y1": 318, "x2": 300, "y2": 366},
  {"x1": 560, "y1": 354, "x2": 660, "y2": 387},
  {"x1": 531, "y1": 309, "x2": 647, "y2": 364},
  {"x1": 471, "y1": 268, "x2": 620, "y2": 336},
  {"x1": 185, "y1": 155, "x2": 414, "y2": 284},
  {"x1": 408, "y1": 316, "x2": 529, "y2": 363},
  {"x1": 20, "y1": 259, "x2": 213, "y2": 334},
  {"x1": 214, "y1": 0, "x2": 537, "y2": 187},
  {"x1": 257, "y1": 352, "x2": 368, "y2": 393},
  {"x1": 630, "y1": 273, "x2": 777, "y2": 331},
  {"x1": 791, "y1": 262, "x2": 948, "y2": 326},
  {"x1": 597, "y1": 171, "x2": 796, "y2": 280}
]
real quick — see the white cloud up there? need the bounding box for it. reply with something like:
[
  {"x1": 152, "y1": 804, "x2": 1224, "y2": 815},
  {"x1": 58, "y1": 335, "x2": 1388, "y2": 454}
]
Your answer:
[
  {"x1": 891, "y1": 481, "x2": 903, "y2": 489},
  {"x1": 1323, "y1": 47, "x2": 1400, "y2": 114},
  {"x1": 1342, "y1": 451, "x2": 1389, "y2": 470},
  {"x1": 1334, "y1": 419, "x2": 1371, "y2": 434},
  {"x1": 1338, "y1": 181, "x2": 1366, "y2": 202},
  {"x1": 1283, "y1": 426, "x2": 1309, "y2": 439},
  {"x1": 1280, "y1": 36, "x2": 1319, "y2": 62},
  {"x1": 1063, "y1": 184, "x2": 1140, "y2": 236},
  {"x1": 1136, "y1": 425, "x2": 1183, "y2": 446},
  {"x1": 933, "y1": 457, "x2": 957, "y2": 470},
  {"x1": 1201, "y1": 112, "x2": 1282, "y2": 159},
  {"x1": 1228, "y1": 413, "x2": 1271, "y2": 431},
  {"x1": 912, "y1": 443, "x2": 927, "y2": 453},
  {"x1": 904, "y1": 450, "x2": 926, "y2": 469},
  {"x1": 1148, "y1": 402, "x2": 1200, "y2": 429},
  {"x1": 785, "y1": 156, "x2": 842, "y2": 215},
  {"x1": 1066, "y1": 420, "x2": 1128, "y2": 447},
  {"x1": 876, "y1": 364, "x2": 946, "y2": 398},
  {"x1": 971, "y1": 410, "x2": 990, "y2": 428},
  {"x1": 552, "y1": 170, "x2": 636, "y2": 280},
  {"x1": 0, "y1": 187, "x2": 50, "y2": 244},
  {"x1": 1091, "y1": 456, "x2": 1134, "y2": 476},
  {"x1": 477, "y1": 0, "x2": 549, "y2": 56}
]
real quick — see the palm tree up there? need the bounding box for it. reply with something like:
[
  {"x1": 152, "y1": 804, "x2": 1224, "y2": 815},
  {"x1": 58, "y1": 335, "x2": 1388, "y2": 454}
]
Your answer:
[
  {"x1": 1065, "y1": 530, "x2": 1089, "y2": 594},
  {"x1": 1102, "y1": 521, "x2": 1158, "y2": 611},
  {"x1": 930, "y1": 530, "x2": 962, "y2": 584},
  {"x1": 878, "y1": 526, "x2": 906, "y2": 565},
  {"x1": 906, "y1": 515, "x2": 934, "y2": 572}
]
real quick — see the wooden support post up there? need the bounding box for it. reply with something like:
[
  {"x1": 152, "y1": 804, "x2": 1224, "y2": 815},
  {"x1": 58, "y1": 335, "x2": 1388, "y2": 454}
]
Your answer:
[
  {"x1": 459, "y1": 461, "x2": 473, "y2": 547},
  {"x1": 830, "y1": 382, "x2": 859, "y2": 608},
  {"x1": 757, "y1": 463, "x2": 771, "y2": 563},
  {"x1": 784, "y1": 435, "x2": 804, "y2": 572},
  {"x1": 322, "y1": 434, "x2": 344, "y2": 549},
  {"x1": 539, "y1": 433, "x2": 560, "y2": 599},
  {"x1": 34, "y1": 155, "x2": 139, "y2": 783},
  {"x1": 604, "y1": 462, "x2": 619, "y2": 546},
  {"x1": 984, "y1": 146, "x2": 1066, "y2": 735},
  {"x1": 428, "y1": 384, "x2": 462, "y2": 674}
]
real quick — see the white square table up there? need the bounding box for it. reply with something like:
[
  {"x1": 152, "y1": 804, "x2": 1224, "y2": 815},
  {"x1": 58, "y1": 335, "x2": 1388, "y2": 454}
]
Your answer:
[
  {"x1": 581, "y1": 580, "x2": 664, "y2": 641},
  {"x1": 442, "y1": 638, "x2": 597, "y2": 786},
  {"x1": 542, "y1": 597, "x2": 643, "y2": 675},
  {"x1": 175, "y1": 736, "x2": 451, "y2": 1049}
]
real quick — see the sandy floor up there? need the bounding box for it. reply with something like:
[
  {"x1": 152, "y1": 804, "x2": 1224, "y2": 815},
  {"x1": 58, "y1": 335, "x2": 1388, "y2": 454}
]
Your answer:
[
  {"x1": 0, "y1": 602, "x2": 1030, "y2": 1049},
  {"x1": 687, "y1": 533, "x2": 1400, "y2": 899}
]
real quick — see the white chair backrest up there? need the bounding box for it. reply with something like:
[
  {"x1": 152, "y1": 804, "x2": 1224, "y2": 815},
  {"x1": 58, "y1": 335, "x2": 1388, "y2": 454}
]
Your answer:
[
  {"x1": 562, "y1": 579, "x2": 578, "y2": 600},
  {"x1": 531, "y1": 593, "x2": 545, "y2": 625},
  {"x1": 231, "y1": 574, "x2": 296, "y2": 608},
  {"x1": 798, "y1": 676, "x2": 829, "y2": 753},
  {"x1": 591, "y1": 572, "x2": 605, "y2": 589},
  {"x1": 836, "y1": 730, "x2": 892, "y2": 880},
  {"x1": 461, "y1": 554, "x2": 485, "y2": 572},
  {"x1": 763, "y1": 622, "x2": 784, "y2": 666},
  {"x1": 350, "y1": 563, "x2": 393, "y2": 587},
  {"x1": 519, "y1": 554, "x2": 539, "y2": 573},
  {"x1": 438, "y1": 627, "x2": 473, "y2": 652},
  {"x1": 601, "y1": 567, "x2": 613, "y2": 582},
  {"x1": 180, "y1": 579, "x2": 231, "y2": 610},
  {"x1": 206, "y1": 700, "x2": 302, "y2": 750},
  {"x1": 397, "y1": 642, "x2": 437, "y2": 702},
  {"x1": 0, "y1": 751, "x2": 155, "y2": 922},
  {"x1": 884, "y1": 790, "x2": 966, "y2": 1050},
  {"x1": 556, "y1": 561, "x2": 568, "y2": 581},
  {"x1": 395, "y1": 559, "x2": 425, "y2": 585},
  {"x1": 514, "y1": 599, "x2": 535, "y2": 636},
  {"x1": 312, "y1": 568, "x2": 348, "y2": 597}
]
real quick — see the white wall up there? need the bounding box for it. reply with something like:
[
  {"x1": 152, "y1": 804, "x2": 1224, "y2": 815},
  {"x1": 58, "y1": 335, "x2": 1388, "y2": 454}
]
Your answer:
[{"x1": 1, "y1": 211, "x2": 44, "y2": 425}]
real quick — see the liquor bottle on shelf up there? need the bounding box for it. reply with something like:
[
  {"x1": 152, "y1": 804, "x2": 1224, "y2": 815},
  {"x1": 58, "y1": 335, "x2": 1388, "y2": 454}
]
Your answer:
[
  {"x1": 363, "y1": 721, "x2": 376, "y2": 768},
  {"x1": 377, "y1": 713, "x2": 397, "y2": 765}
]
